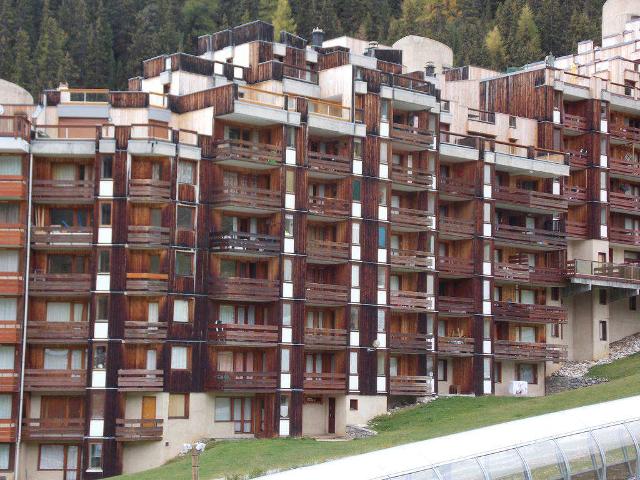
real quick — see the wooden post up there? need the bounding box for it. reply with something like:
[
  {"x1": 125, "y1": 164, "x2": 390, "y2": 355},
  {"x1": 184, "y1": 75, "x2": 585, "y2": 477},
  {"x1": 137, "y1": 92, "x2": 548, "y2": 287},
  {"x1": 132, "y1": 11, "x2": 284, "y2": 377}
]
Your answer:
[{"x1": 192, "y1": 449, "x2": 199, "y2": 480}]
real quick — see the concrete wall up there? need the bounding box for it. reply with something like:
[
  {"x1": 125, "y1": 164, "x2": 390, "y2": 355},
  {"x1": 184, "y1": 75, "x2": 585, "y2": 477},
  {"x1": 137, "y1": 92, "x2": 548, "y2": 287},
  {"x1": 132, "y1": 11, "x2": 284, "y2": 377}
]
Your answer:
[
  {"x1": 494, "y1": 361, "x2": 545, "y2": 397},
  {"x1": 344, "y1": 395, "x2": 387, "y2": 426},
  {"x1": 301, "y1": 395, "x2": 346, "y2": 436},
  {"x1": 0, "y1": 79, "x2": 33, "y2": 104},
  {"x1": 602, "y1": 0, "x2": 640, "y2": 40},
  {"x1": 392, "y1": 36, "x2": 453, "y2": 75}
]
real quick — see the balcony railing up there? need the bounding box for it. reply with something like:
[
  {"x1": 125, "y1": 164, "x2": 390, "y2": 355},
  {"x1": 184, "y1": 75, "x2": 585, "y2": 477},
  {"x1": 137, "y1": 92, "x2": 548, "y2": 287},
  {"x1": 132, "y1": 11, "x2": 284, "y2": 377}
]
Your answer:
[
  {"x1": 128, "y1": 226, "x2": 171, "y2": 246},
  {"x1": 0, "y1": 322, "x2": 20, "y2": 343},
  {"x1": 566, "y1": 220, "x2": 588, "y2": 238},
  {"x1": 32, "y1": 226, "x2": 93, "y2": 247},
  {"x1": 34, "y1": 124, "x2": 99, "y2": 140},
  {"x1": 563, "y1": 114, "x2": 588, "y2": 132},
  {"x1": 32, "y1": 180, "x2": 94, "y2": 203},
  {"x1": 27, "y1": 321, "x2": 89, "y2": 342},
  {"x1": 610, "y1": 124, "x2": 640, "y2": 143},
  {"x1": 391, "y1": 206, "x2": 435, "y2": 231},
  {"x1": 303, "y1": 373, "x2": 346, "y2": 392},
  {"x1": 609, "y1": 156, "x2": 640, "y2": 177},
  {"x1": 307, "y1": 98, "x2": 351, "y2": 121},
  {"x1": 390, "y1": 291, "x2": 434, "y2": 311},
  {"x1": 391, "y1": 123, "x2": 436, "y2": 148},
  {"x1": 494, "y1": 186, "x2": 567, "y2": 212},
  {"x1": 389, "y1": 332, "x2": 433, "y2": 352},
  {"x1": 437, "y1": 256, "x2": 474, "y2": 276},
  {"x1": 493, "y1": 301, "x2": 567, "y2": 324},
  {"x1": 439, "y1": 177, "x2": 476, "y2": 198},
  {"x1": 30, "y1": 273, "x2": 92, "y2": 295},
  {"x1": 610, "y1": 192, "x2": 640, "y2": 213},
  {"x1": 130, "y1": 124, "x2": 172, "y2": 141},
  {"x1": 116, "y1": 419, "x2": 163, "y2": 441},
  {"x1": 211, "y1": 186, "x2": 281, "y2": 211},
  {"x1": 304, "y1": 328, "x2": 348, "y2": 348},
  {"x1": 609, "y1": 227, "x2": 640, "y2": 246},
  {"x1": 494, "y1": 340, "x2": 567, "y2": 363},
  {"x1": 125, "y1": 273, "x2": 169, "y2": 293},
  {"x1": 567, "y1": 149, "x2": 589, "y2": 168},
  {"x1": 390, "y1": 248, "x2": 434, "y2": 271},
  {"x1": 566, "y1": 185, "x2": 587, "y2": 203},
  {"x1": 307, "y1": 239, "x2": 349, "y2": 263},
  {"x1": 22, "y1": 418, "x2": 85, "y2": 440},
  {"x1": 117, "y1": 369, "x2": 164, "y2": 391},
  {"x1": 305, "y1": 283, "x2": 349, "y2": 305},
  {"x1": 391, "y1": 164, "x2": 434, "y2": 190},
  {"x1": 24, "y1": 369, "x2": 86, "y2": 391},
  {"x1": 494, "y1": 262, "x2": 530, "y2": 282},
  {"x1": 307, "y1": 151, "x2": 352, "y2": 176},
  {"x1": 308, "y1": 196, "x2": 350, "y2": 218},
  {"x1": 209, "y1": 323, "x2": 279, "y2": 345},
  {"x1": 0, "y1": 115, "x2": 30, "y2": 140},
  {"x1": 529, "y1": 265, "x2": 565, "y2": 284},
  {"x1": 440, "y1": 217, "x2": 475, "y2": 236},
  {"x1": 209, "y1": 277, "x2": 280, "y2": 302},
  {"x1": 123, "y1": 322, "x2": 168, "y2": 341},
  {"x1": 0, "y1": 225, "x2": 24, "y2": 247},
  {"x1": 128, "y1": 179, "x2": 171, "y2": 202},
  {"x1": 237, "y1": 85, "x2": 286, "y2": 109},
  {"x1": 206, "y1": 371, "x2": 278, "y2": 391},
  {"x1": 210, "y1": 231, "x2": 281, "y2": 256},
  {"x1": 381, "y1": 72, "x2": 437, "y2": 95},
  {"x1": 438, "y1": 296, "x2": 475, "y2": 315},
  {"x1": 567, "y1": 259, "x2": 640, "y2": 285},
  {"x1": 0, "y1": 177, "x2": 26, "y2": 199},
  {"x1": 0, "y1": 371, "x2": 18, "y2": 392},
  {"x1": 438, "y1": 336, "x2": 475, "y2": 355},
  {"x1": 214, "y1": 139, "x2": 282, "y2": 168},
  {"x1": 494, "y1": 223, "x2": 566, "y2": 248},
  {"x1": 389, "y1": 375, "x2": 433, "y2": 396}
]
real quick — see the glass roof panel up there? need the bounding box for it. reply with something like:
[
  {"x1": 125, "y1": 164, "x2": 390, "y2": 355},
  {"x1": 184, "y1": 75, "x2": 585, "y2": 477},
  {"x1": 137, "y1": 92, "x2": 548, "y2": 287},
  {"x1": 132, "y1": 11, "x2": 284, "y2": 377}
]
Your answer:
[
  {"x1": 555, "y1": 432, "x2": 604, "y2": 480},
  {"x1": 479, "y1": 449, "x2": 527, "y2": 480},
  {"x1": 436, "y1": 459, "x2": 485, "y2": 480},
  {"x1": 591, "y1": 424, "x2": 637, "y2": 479},
  {"x1": 518, "y1": 440, "x2": 566, "y2": 480}
]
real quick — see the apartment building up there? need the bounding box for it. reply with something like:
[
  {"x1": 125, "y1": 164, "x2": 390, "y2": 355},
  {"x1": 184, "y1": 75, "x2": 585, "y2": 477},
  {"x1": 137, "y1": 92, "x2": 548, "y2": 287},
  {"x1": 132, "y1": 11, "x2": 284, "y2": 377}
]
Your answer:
[{"x1": 0, "y1": 2, "x2": 637, "y2": 477}]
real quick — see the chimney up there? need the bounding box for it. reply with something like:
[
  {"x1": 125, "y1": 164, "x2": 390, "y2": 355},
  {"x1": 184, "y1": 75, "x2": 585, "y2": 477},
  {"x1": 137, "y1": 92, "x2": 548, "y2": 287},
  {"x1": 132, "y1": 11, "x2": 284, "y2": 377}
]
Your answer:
[
  {"x1": 425, "y1": 62, "x2": 436, "y2": 77},
  {"x1": 311, "y1": 27, "x2": 325, "y2": 48}
]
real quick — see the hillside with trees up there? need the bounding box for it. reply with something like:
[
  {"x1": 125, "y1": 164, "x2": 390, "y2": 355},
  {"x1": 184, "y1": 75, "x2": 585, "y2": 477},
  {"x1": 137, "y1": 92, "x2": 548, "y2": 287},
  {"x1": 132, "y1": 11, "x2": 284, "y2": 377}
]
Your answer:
[{"x1": 0, "y1": 0, "x2": 605, "y2": 96}]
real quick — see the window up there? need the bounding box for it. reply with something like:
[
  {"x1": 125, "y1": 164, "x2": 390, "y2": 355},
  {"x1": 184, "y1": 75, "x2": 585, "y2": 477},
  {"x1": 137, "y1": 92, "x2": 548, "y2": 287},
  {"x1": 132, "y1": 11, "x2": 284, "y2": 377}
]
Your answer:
[
  {"x1": 0, "y1": 347, "x2": 14, "y2": 370},
  {"x1": 349, "y1": 351, "x2": 358, "y2": 374},
  {"x1": 0, "y1": 298, "x2": 17, "y2": 321},
  {"x1": 483, "y1": 318, "x2": 491, "y2": 340},
  {"x1": 378, "y1": 185, "x2": 387, "y2": 206},
  {"x1": 0, "y1": 203, "x2": 19, "y2": 224},
  {"x1": 175, "y1": 252, "x2": 193, "y2": 276},
  {"x1": 353, "y1": 139, "x2": 362, "y2": 159},
  {"x1": 98, "y1": 250, "x2": 110, "y2": 273},
  {"x1": 281, "y1": 348, "x2": 290, "y2": 372},
  {"x1": 39, "y1": 445, "x2": 65, "y2": 470},
  {"x1": 215, "y1": 397, "x2": 231, "y2": 421},
  {"x1": 0, "y1": 250, "x2": 18, "y2": 272},
  {"x1": 178, "y1": 161, "x2": 194, "y2": 184},
  {"x1": 44, "y1": 348, "x2": 83, "y2": 370},
  {"x1": 550, "y1": 322, "x2": 562, "y2": 339},
  {"x1": 93, "y1": 346, "x2": 106, "y2": 369},
  {"x1": 284, "y1": 214, "x2": 294, "y2": 237},
  {"x1": 0, "y1": 156, "x2": 21, "y2": 175},
  {"x1": 350, "y1": 399, "x2": 358, "y2": 411},
  {"x1": 351, "y1": 264, "x2": 360, "y2": 287},
  {"x1": 96, "y1": 296, "x2": 108, "y2": 322},
  {"x1": 630, "y1": 296, "x2": 637, "y2": 311},
  {"x1": 149, "y1": 254, "x2": 161, "y2": 274},
  {"x1": 0, "y1": 395, "x2": 11, "y2": 419},
  {"x1": 437, "y1": 359, "x2": 447, "y2": 381},
  {"x1": 99, "y1": 202, "x2": 112, "y2": 226},
  {"x1": 283, "y1": 258, "x2": 292, "y2": 282},
  {"x1": 286, "y1": 127, "x2": 296, "y2": 148},
  {"x1": 377, "y1": 309, "x2": 385, "y2": 332},
  {"x1": 599, "y1": 320, "x2": 608, "y2": 341},
  {"x1": 350, "y1": 307, "x2": 359, "y2": 330},
  {"x1": 381, "y1": 100, "x2": 390, "y2": 122},
  {"x1": 378, "y1": 225, "x2": 386, "y2": 248},
  {"x1": 101, "y1": 156, "x2": 113, "y2": 179},
  {"x1": 150, "y1": 208, "x2": 162, "y2": 227},
  {"x1": 88, "y1": 442, "x2": 103, "y2": 470},
  {"x1": 352, "y1": 222, "x2": 360, "y2": 245},
  {"x1": 377, "y1": 267, "x2": 386, "y2": 289},
  {"x1": 551, "y1": 287, "x2": 560, "y2": 301},
  {"x1": 285, "y1": 170, "x2": 295, "y2": 193},
  {"x1": 0, "y1": 444, "x2": 9, "y2": 470},
  {"x1": 352, "y1": 180, "x2": 361, "y2": 201},
  {"x1": 599, "y1": 289, "x2": 607, "y2": 305},
  {"x1": 282, "y1": 303, "x2": 291, "y2": 326},
  {"x1": 171, "y1": 346, "x2": 189, "y2": 369},
  {"x1": 176, "y1": 206, "x2": 194, "y2": 229},
  {"x1": 232, "y1": 398, "x2": 253, "y2": 433},
  {"x1": 494, "y1": 362, "x2": 502, "y2": 383},
  {"x1": 517, "y1": 364, "x2": 537, "y2": 384},
  {"x1": 173, "y1": 299, "x2": 190, "y2": 323},
  {"x1": 280, "y1": 396, "x2": 289, "y2": 418},
  {"x1": 377, "y1": 352, "x2": 385, "y2": 376},
  {"x1": 168, "y1": 393, "x2": 189, "y2": 419}
]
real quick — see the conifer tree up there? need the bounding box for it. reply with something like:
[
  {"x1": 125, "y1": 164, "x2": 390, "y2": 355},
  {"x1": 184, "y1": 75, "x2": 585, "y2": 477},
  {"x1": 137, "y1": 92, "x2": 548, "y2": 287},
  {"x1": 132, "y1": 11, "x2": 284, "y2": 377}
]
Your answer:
[
  {"x1": 272, "y1": 0, "x2": 297, "y2": 34},
  {"x1": 485, "y1": 25, "x2": 506, "y2": 71},
  {"x1": 511, "y1": 4, "x2": 542, "y2": 66},
  {"x1": 12, "y1": 29, "x2": 35, "y2": 94},
  {"x1": 259, "y1": 0, "x2": 278, "y2": 23},
  {"x1": 0, "y1": 1, "x2": 16, "y2": 79},
  {"x1": 86, "y1": 0, "x2": 115, "y2": 87},
  {"x1": 58, "y1": 0, "x2": 89, "y2": 83}
]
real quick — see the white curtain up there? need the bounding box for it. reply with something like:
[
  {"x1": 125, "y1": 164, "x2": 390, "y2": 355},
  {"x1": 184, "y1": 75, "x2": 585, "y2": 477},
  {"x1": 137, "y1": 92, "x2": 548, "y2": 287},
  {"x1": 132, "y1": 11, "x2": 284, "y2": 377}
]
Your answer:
[
  {"x1": 520, "y1": 327, "x2": 536, "y2": 343},
  {"x1": 171, "y1": 347, "x2": 187, "y2": 369},
  {"x1": 389, "y1": 357, "x2": 398, "y2": 377},
  {"x1": 71, "y1": 350, "x2": 83, "y2": 369},
  {"x1": 217, "y1": 351, "x2": 233, "y2": 371},
  {"x1": 0, "y1": 250, "x2": 18, "y2": 272},
  {"x1": 148, "y1": 302, "x2": 159, "y2": 323},
  {"x1": 146, "y1": 350, "x2": 157, "y2": 370},
  {"x1": 39, "y1": 445, "x2": 65, "y2": 470},
  {"x1": 247, "y1": 306, "x2": 256, "y2": 325},
  {"x1": 52, "y1": 164, "x2": 75, "y2": 180},
  {"x1": 0, "y1": 346, "x2": 14, "y2": 370},
  {"x1": 219, "y1": 305, "x2": 234, "y2": 324},
  {"x1": 0, "y1": 204, "x2": 19, "y2": 224},
  {"x1": 173, "y1": 300, "x2": 188, "y2": 323},
  {"x1": 0, "y1": 395, "x2": 11, "y2": 419},
  {"x1": 0, "y1": 298, "x2": 17, "y2": 321},
  {"x1": 214, "y1": 397, "x2": 231, "y2": 421},
  {"x1": 520, "y1": 290, "x2": 535, "y2": 305},
  {"x1": 178, "y1": 162, "x2": 194, "y2": 184},
  {"x1": 0, "y1": 156, "x2": 21, "y2": 175},
  {"x1": 0, "y1": 444, "x2": 9, "y2": 470},
  {"x1": 46, "y1": 302, "x2": 71, "y2": 322},
  {"x1": 44, "y1": 349, "x2": 68, "y2": 369}
]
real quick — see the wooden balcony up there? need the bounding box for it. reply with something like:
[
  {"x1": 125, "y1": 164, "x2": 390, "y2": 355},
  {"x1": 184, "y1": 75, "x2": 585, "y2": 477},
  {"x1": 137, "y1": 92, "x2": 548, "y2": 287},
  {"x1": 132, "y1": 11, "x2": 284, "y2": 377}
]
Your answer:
[
  {"x1": 610, "y1": 192, "x2": 640, "y2": 213},
  {"x1": 391, "y1": 123, "x2": 435, "y2": 148},
  {"x1": 22, "y1": 418, "x2": 85, "y2": 440},
  {"x1": 209, "y1": 323, "x2": 279, "y2": 346},
  {"x1": 610, "y1": 227, "x2": 640, "y2": 246},
  {"x1": 563, "y1": 114, "x2": 588, "y2": 132},
  {"x1": 438, "y1": 296, "x2": 475, "y2": 315},
  {"x1": 438, "y1": 336, "x2": 475, "y2": 355},
  {"x1": 0, "y1": 115, "x2": 30, "y2": 141},
  {"x1": 0, "y1": 277, "x2": 23, "y2": 295},
  {"x1": 123, "y1": 322, "x2": 168, "y2": 342},
  {"x1": 0, "y1": 322, "x2": 20, "y2": 343},
  {"x1": 24, "y1": 369, "x2": 86, "y2": 391},
  {"x1": 529, "y1": 265, "x2": 565, "y2": 284},
  {"x1": 0, "y1": 421, "x2": 16, "y2": 442},
  {"x1": 390, "y1": 291, "x2": 434, "y2": 312},
  {"x1": 494, "y1": 186, "x2": 567, "y2": 212},
  {"x1": 391, "y1": 165, "x2": 434, "y2": 190},
  {"x1": 439, "y1": 177, "x2": 476, "y2": 199},
  {"x1": 389, "y1": 332, "x2": 434, "y2": 352},
  {"x1": 117, "y1": 369, "x2": 164, "y2": 391},
  {"x1": 128, "y1": 226, "x2": 170, "y2": 246},
  {"x1": 209, "y1": 277, "x2": 280, "y2": 302},
  {"x1": 30, "y1": 273, "x2": 91, "y2": 296},
  {"x1": 27, "y1": 321, "x2": 89, "y2": 343},
  {"x1": 128, "y1": 179, "x2": 171, "y2": 202},
  {"x1": 304, "y1": 328, "x2": 348, "y2": 349},
  {"x1": 307, "y1": 151, "x2": 351, "y2": 177},
  {"x1": 116, "y1": 419, "x2": 163, "y2": 442},
  {"x1": 307, "y1": 239, "x2": 349, "y2": 263},
  {"x1": 213, "y1": 139, "x2": 282, "y2": 169},
  {"x1": 494, "y1": 262, "x2": 530, "y2": 282},
  {"x1": 437, "y1": 256, "x2": 474, "y2": 277},
  {"x1": 305, "y1": 283, "x2": 349, "y2": 306},
  {"x1": 308, "y1": 196, "x2": 350, "y2": 219},
  {"x1": 567, "y1": 150, "x2": 589, "y2": 169},
  {"x1": 125, "y1": 273, "x2": 168, "y2": 293},
  {"x1": 210, "y1": 231, "x2": 281, "y2": 257},
  {"x1": 439, "y1": 217, "x2": 475, "y2": 237},
  {"x1": 0, "y1": 177, "x2": 26, "y2": 199},
  {"x1": 567, "y1": 259, "x2": 640, "y2": 286},
  {"x1": 610, "y1": 124, "x2": 640, "y2": 143},
  {"x1": 0, "y1": 226, "x2": 24, "y2": 247},
  {"x1": 31, "y1": 226, "x2": 93, "y2": 247},
  {"x1": 0, "y1": 371, "x2": 18, "y2": 392},
  {"x1": 32, "y1": 180, "x2": 94, "y2": 203},
  {"x1": 211, "y1": 186, "x2": 281, "y2": 212},
  {"x1": 494, "y1": 224, "x2": 566, "y2": 248},
  {"x1": 494, "y1": 340, "x2": 567, "y2": 363},
  {"x1": 493, "y1": 301, "x2": 567, "y2": 324},
  {"x1": 566, "y1": 221, "x2": 588, "y2": 238},
  {"x1": 303, "y1": 373, "x2": 346, "y2": 392},
  {"x1": 610, "y1": 156, "x2": 640, "y2": 177},
  {"x1": 389, "y1": 375, "x2": 433, "y2": 396},
  {"x1": 206, "y1": 371, "x2": 278, "y2": 391},
  {"x1": 566, "y1": 185, "x2": 587, "y2": 203},
  {"x1": 390, "y1": 207, "x2": 435, "y2": 231},
  {"x1": 390, "y1": 248, "x2": 434, "y2": 271}
]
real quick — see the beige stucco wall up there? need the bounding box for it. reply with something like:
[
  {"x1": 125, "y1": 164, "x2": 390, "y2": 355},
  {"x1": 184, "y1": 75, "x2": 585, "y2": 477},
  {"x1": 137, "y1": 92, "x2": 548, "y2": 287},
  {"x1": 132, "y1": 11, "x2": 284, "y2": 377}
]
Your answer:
[
  {"x1": 319, "y1": 64, "x2": 353, "y2": 108},
  {"x1": 20, "y1": 443, "x2": 63, "y2": 480},
  {"x1": 436, "y1": 357, "x2": 454, "y2": 396},
  {"x1": 392, "y1": 36, "x2": 453, "y2": 75},
  {"x1": 0, "y1": 79, "x2": 33, "y2": 105},
  {"x1": 609, "y1": 297, "x2": 640, "y2": 342},
  {"x1": 494, "y1": 361, "x2": 545, "y2": 397},
  {"x1": 344, "y1": 394, "x2": 387, "y2": 426},
  {"x1": 301, "y1": 395, "x2": 346, "y2": 436},
  {"x1": 602, "y1": 0, "x2": 640, "y2": 40}
]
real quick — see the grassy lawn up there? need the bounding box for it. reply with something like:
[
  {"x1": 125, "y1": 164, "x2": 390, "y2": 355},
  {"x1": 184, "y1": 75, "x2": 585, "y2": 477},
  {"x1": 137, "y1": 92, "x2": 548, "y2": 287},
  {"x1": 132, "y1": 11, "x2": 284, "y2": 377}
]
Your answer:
[{"x1": 113, "y1": 356, "x2": 640, "y2": 480}]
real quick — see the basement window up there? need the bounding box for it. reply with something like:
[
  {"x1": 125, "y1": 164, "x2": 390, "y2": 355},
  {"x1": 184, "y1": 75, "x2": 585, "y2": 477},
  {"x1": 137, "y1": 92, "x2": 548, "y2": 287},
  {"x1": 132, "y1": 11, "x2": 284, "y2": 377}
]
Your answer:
[{"x1": 349, "y1": 399, "x2": 358, "y2": 411}]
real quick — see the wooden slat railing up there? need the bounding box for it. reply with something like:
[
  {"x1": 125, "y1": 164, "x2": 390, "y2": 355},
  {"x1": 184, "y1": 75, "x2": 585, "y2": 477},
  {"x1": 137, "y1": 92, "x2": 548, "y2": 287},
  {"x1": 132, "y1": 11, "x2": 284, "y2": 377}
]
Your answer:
[
  {"x1": 209, "y1": 277, "x2": 280, "y2": 302},
  {"x1": 307, "y1": 239, "x2": 350, "y2": 262},
  {"x1": 210, "y1": 231, "x2": 281, "y2": 255},
  {"x1": 206, "y1": 371, "x2": 278, "y2": 391},
  {"x1": 116, "y1": 418, "x2": 163, "y2": 441},
  {"x1": 22, "y1": 418, "x2": 85, "y2": 439},
  {"x1": 304, "y1": 328, "x2": 348, "y2": 347},
  {"x1": 438, "y1": 296, "x2": 475, "y2": 315},
  {"x1": 128, "y1": 179, "x2": 171, "y2": 201},
  {"x1": 307, "y1": 151, "x2": 352, "y2": 176},
  {"x1": 303, "y1": 373, "x2": 346, "y2": 391},
  {"x1": 31, "y1": 226, "x2": 93, "y2": 246},
  {"x1": 391, "y1": 123, "x2": 436, "y2": 147},
  {"x1": 389, "y1": 332, "x2": 433, "y2": 351},
  {"x1": 493, "y1": 301, "x2": 567, "y2": 323},
  {"x1": 24, "y1": 369, "x2": 86, "y2": 391},
  {"x1": 494, "y1": 340, "x2": 567, "y2": 363},
  {"x1": 437, "y1": 256, "x2": 474, "y2": 276},
  {"x1": 214, "y1": 139, "x2": 282, "y2": 167},
  {"x1": 308, "y1": 196, "x2": 350, "y2": 218},
  {"x1": 123, "y1": 322, "x2": 168, "y2": 341},
  {"x1": 32, "y1": 180, "x2": 94, "y2": 202},
  {"x1": 305, "y1": 283, "x2": 349, "y2": 305},
  {"x1": 127, "y1": 225, "x2": 171, "y2": 246},
  {"x1": 390, "y1": 248, "x2": 434, "y2": 270},
  {"x1": 211, "y1": 186, "x2": 281, "y2": 210},
  {"x1": 438, "y1": 336, "x2": 475, "y2": 355},
  {"x1": 391, "y1": 206, "x2": 435, "y2": 230},
  {"x1": 30, "y1": 273, "x2": 92, "y2": 295},
  {"x1": 117, "y1": 369, "x2": 164, "y2": 391},
  {"x1": 208, "y1": 323, "x2": 279, "y2": 345},
  {"x1": 389, "y1": 291, "x2": 435, "y2": 311},
  {"x1": 27, "y1": 321, "x2": 89, "y2": 342},
  {"x1": 389, "y1": 375, "x2": 432, "y2": 396}
]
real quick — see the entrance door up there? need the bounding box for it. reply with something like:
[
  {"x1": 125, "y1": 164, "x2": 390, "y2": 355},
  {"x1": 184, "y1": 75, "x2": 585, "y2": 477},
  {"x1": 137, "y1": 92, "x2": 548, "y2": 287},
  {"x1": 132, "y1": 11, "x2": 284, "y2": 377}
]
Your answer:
[
  {"x1": 142, "y1": 396, "x2": 156, "y2": 428},
  {"x1": 328, "y1": 397, "x2": 336, "y2": 434}
]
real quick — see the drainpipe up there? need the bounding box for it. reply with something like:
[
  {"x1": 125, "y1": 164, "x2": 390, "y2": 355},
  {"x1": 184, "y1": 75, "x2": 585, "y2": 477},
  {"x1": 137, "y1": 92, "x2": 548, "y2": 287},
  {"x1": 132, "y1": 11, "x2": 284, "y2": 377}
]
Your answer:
[{"x1": 14, "y1": 143, "x2": 34, "y2": 480}]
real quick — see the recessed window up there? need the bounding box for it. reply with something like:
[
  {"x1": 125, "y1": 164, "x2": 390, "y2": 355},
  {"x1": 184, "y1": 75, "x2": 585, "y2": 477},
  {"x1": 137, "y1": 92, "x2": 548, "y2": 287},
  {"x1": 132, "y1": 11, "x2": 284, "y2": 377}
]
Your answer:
[
  {"x1": 599, "y1": 289, "x2": 607, "y2": 305},
  {"x1": 349, "y1": 399, "x2": 358, "y2": 411},
  {"x1": 0, "y1": 443, "x2": 9, "y2": 470},
  {"x1": 352, "y1": 180, "x2": 361, "y2": 201},
  {"x1": 378, "y1": 225, "x2": 386, "y2": 248},
  {"x1": 168, "y1": 393, "x2": 189, "y2": 419},
  {"x1": 171, "y1": 346, "x2": 189, "y2": 370},
  {"x1": 88, "y1": 442, "x2": 103, "y2": 470},
  {"x1": 173, "y1": 299, "x2": 190, "y2": 323},
  {"x1": 599, "y1": 320, "x2": 608, "y2": 341},
  {"x1": 280, "y1": 395, "x2": 289, "y2": 418},
  {"x1": 101, "y1": 157, "x2": 113, "y2": 179},
  {"x1": 99, "y1": 202, "x2": 112, "y2": 226},
  {"x1": 437, "y1": 359, "x2": 447, "y2": 381},
  {"x1": 517, "y1": 364, "x2": 537, "y2": 384},
  {"x1": 98, "y1": 251, "x2": 110, "y2": 273},
  {"x1": 551, "y1": 287, "x2": 560, "y2": 301},
  {"x1": 176, "y1": 206, "x2": 194, "y2": 229},
  {"x1": 93, "y1": 346, "x2": 106, "y2": 369},
  {"x1": 175, "y1": 252, "x2": 194, "y2": 276},
  {"x1": 177, "y1": 161, "x2": 195, "y2": 184}
]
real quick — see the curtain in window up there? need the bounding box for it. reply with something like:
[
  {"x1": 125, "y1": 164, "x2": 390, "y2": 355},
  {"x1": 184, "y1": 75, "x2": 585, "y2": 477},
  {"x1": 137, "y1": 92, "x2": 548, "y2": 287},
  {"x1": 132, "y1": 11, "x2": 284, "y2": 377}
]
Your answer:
[
  {"x1": 0, "y1": 251, "x2": 18, "y2": 272},
  {"x1": 148, "y1": 302, "x2": 159, "y2": 323},
  {"x1": 233, "y1": 398, "x2": 242, "y2": 432},
  {"x1": 71, "y1": 350, "x2": 83, "y2": 370},
  {"x1": 34, "y1": 206, "x2": 46, "y2": 227},
  {"x1": 0, "y1": 204, "x2": 19, "y2": 224},
  {"x1": 44, "y1": 349, "x2": 68, "y2": 369},
  {"x1": 0, "y1": 299, "x2": 17, "y2": 321},
  {"x1": 217, "y1": 352, "x2": 233, "y2": 371},
  {"x1": 0, "y1": 347, "x2": 14, "y2": 370},
  {"x1": 0, "y1": 156, "x2": 21, "y2": 175},
  {"x1": 46, "y1": 302, "x2": 71, "y2": 322},
  {"x1": 389, "y1": 357, "x2": 398, "y2": 377},
  {"x1": 39, "y1": 445, "x2": 65, "y2": 470},
  {"x1": 168, "y1": 394, "x2": 186, "y2": 417},
  {"x1": 0, "y1": 444, "x2": 9, "y2": 470},
  {"x1": 66, "y1": 446, "x2": 78, "y2": 477},
  {"x1": 177, "y1": 162, "x2": 194, "y2": 184},
  {"x1": 171, "y1": 347, "x2": 187, "y2": 369},
  {"x1": 173, "y1": 300, "x2": 188, "y2": 323},
  {"x1": 219, "y1": 305, "x2": 234, "y2": 324},
  {"x1": 146, "y1": 350, "x2": 157, "y2": 370},
  {"x1": 214, "y1": 397, "x2": 231, "y2": 421},
  {"x1": 51, "y1": 164, "x2": 75, "y2": 180},
  {"x1": 0, "y1": 395, "x2": 10, "y2": 419},
  {"x1": 73, "y1": 303, "x2": 83, "y2": 322}
]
